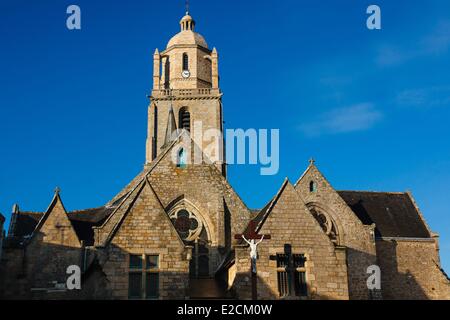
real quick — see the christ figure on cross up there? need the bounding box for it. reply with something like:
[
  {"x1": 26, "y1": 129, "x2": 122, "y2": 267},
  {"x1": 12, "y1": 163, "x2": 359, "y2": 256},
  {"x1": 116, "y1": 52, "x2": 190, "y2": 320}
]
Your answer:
[{"x1": 242, "y1": 234, "x2": 264, "y2": 273}]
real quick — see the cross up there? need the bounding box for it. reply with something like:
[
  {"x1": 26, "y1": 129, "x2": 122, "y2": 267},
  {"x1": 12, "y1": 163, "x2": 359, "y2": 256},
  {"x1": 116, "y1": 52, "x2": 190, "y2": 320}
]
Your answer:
[
  {"x1": 235, "y1": 221, "x2": 271, "y2": 300},
  {"x1": 185, "y1": 0, "x2": 190, "y2": 14}
]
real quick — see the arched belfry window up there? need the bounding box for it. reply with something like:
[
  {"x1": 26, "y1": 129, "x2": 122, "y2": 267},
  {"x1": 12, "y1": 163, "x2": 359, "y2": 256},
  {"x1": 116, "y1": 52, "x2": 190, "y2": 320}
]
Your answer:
[
  {"x1": 309, "y1": 181, "x2": 317, "y2": 193},
  {"x1": 177, "y1": 148, "x2": 187, "y2": 169},
  {"x1": 182, "y1": 53, "x2": 189, "y2": 71},
  {"x1": 179, "y1": 107, "x2": 191, "y2": 132}
]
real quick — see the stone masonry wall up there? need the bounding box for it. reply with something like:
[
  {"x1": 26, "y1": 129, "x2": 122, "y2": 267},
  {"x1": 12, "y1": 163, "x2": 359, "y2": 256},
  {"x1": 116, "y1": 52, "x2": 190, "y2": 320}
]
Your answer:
[
  {"x1": 148, "y1": 140, "x2": 251, "y2": 248},
  {"x1": 104, "y1": 181, "x2": 190, "y2": 300},
  {"x1": 376, "y1": 239, "x2": 450, "y2": 300},
  {"x1": 295, "y1": 165, "x2": 378, "y2": 299},
  {"x1": 234, "y1": 182, "x2": 349, "y2": 300},
  {"x1": 0, "y1": 196, "x2": 82, "y2": 299}
]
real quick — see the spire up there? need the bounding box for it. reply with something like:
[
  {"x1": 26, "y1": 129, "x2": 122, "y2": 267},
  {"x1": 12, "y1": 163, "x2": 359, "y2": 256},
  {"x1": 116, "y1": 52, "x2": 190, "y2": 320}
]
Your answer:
[
  {"x1": 185, "y1": 0, "x2": 190, "y2": 15},
  {"x1": 163, "y1": 106, "x2": 178, "y2": 147}
]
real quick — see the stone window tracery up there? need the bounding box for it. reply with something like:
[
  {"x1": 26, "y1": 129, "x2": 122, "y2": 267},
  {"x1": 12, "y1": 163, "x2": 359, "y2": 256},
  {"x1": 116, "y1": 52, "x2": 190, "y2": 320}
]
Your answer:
[
  {"x1": 309, "y1": 207, "x2": 338, "y2": 244},
  {"x1": 170, "y1": 209, "x2": 203, "y2": 242}
]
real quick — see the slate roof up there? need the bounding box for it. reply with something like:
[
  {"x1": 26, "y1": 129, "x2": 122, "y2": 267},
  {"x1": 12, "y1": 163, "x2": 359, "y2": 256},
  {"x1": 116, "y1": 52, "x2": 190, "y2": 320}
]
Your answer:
[
  {"x1": 6, "y1": 206, "x2": 115, "y2": 247},
  {"x1": 338, "y1": 191, "x2": 431, "y2": 238},
  {"x1": 240, "y1": 185, "x2": 432, "y2": 242},
  {"x1": 68, "y1": 207, "x2": 115, "y2": 245}
]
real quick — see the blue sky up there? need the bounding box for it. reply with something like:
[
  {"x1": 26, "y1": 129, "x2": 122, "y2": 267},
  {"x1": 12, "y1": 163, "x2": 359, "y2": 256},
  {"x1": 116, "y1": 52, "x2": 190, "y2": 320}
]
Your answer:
[{"x1": 1, "y1": 1, "x2": 449, "y2": 272}]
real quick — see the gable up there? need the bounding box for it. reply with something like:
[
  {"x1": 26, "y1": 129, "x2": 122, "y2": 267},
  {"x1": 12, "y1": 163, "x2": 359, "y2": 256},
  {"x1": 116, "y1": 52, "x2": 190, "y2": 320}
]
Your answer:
[
  {"x1": 31, "y1": 195, "x2": 80, "y2": 248},
  {"x1": 294, "y1": 164, "x2": 370, "y2": 245},
  {"x1": 257, "y1": 180, "x2": 335, "y2": 246},
  {"x1": 110, "y1": 179, "x2": 185, "y2": 249},
  {"x1": 146, "y1": 136, "x2": 252, "y2": 245}
]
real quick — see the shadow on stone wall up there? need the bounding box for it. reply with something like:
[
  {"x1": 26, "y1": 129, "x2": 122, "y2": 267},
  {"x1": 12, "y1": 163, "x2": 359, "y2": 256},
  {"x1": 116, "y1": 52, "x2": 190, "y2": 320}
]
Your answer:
[
  {"x1": 347, "y1": 246, "x2": 428, "y2": 300},
  {"x1": 0, "y1": 234, "x2": 431, "y2": 300},
  {"x1": 1, "y1": 238, "x2": 190, "y2": 300},
  {"x1": 375, "y1": 240, "x2": 428, "y2": 300},
  {"x1": 231, "y1": 271, "x2": 348, "y2": 300}
]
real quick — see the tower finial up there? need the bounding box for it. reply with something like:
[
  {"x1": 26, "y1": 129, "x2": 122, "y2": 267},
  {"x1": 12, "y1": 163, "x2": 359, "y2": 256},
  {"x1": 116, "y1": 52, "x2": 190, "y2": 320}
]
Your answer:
[{"x1": 185, "y1": 0, "x2": 190, "y2": 15}]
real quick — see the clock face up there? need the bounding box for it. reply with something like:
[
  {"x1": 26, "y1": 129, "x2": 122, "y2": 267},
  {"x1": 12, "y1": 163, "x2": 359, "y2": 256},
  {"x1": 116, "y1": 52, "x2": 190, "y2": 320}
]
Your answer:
[{"x1": 182, "y1": 70, "x2": 191, "y2": 79}]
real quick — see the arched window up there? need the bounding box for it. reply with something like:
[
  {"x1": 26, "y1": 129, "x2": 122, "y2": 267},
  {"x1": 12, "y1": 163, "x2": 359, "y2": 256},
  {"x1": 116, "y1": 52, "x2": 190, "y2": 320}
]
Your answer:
[
  {"x1": 309, "y1": 181, "x2": 317, "y2": 193},
  {"x1": 164, "y1": 58, "x2": 170, "y2": 89},
  {"x1": 309, "y1": 207, "x2": 338, "y2": 244},
  {"x1": 182, "y1": 53, "x2": 189, "y2": 71},
  {"x1": 168, "y1": 199, "x2": 210, "y2": 279},
  {"x1": 179, "y1": 107, "x2": 191, "y2": 132},
  {"x1": 177, "y1": 148, "x2": 187, "y2": 169}
]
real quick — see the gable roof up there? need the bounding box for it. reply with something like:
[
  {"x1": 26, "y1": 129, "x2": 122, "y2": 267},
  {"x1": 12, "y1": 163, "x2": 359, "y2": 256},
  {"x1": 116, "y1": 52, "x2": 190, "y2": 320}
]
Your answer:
[
  {"x1": 338, "y1": 191, "x2": 431, "y2": 238},
  {"x1": 6, "y1": 205, "x2": 115, "y2": 247},
  {"x1": 103, "y1": 177, "x2": 186, "y2": 247},
  {"x1": 99, "y1": 131, "x2": 252, "y2": 246},
  {"x1": 6, "y1": 131, "x2": 239, "y2": 248},
  {"x1": 30, "y1": 192, "x2": 68, "y2": 239},
  {"x1": 238, "y1": 179, "x2": 289, "y2": 243},
  {"x1": 106, "y1": 132, "x2": 189, "y2": 207},
  {"x1": 2, "y1": 192, "x2": 83, "y2": 248}
]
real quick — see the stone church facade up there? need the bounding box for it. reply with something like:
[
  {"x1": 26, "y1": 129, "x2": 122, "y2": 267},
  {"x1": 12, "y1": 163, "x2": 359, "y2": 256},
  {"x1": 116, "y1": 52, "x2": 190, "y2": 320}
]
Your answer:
[{"x1": 0, "y1": 12, "x2": 449, "y2": 300}]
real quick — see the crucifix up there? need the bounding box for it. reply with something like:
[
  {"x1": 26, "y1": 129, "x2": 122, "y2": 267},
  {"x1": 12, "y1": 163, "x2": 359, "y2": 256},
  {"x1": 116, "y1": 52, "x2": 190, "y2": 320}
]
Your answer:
[{"x1": 235, "y1": 221, "x2": 271, "y2": 300}]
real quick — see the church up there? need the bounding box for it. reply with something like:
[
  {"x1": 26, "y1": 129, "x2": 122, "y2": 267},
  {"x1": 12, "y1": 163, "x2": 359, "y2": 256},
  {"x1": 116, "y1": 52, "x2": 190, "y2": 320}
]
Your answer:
[{"x1": 0, "y1": 11, "x2": 448, "y2": 300}]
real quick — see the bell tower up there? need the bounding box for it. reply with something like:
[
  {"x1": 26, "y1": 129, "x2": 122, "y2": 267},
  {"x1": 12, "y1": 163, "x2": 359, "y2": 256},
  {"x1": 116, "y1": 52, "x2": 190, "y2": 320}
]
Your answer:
[{"x1": 146, "y1": 11, "x2": 224, "y2": 174}]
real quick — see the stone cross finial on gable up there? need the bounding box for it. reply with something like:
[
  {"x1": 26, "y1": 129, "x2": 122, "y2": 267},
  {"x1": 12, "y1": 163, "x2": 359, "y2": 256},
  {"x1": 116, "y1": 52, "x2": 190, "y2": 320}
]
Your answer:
[
  {"x1": 309, "y1": 158, "x2": 316, "y2": 165},
  {"x1": 54, "y1": 186, "x2": 61, "y2": 195}
]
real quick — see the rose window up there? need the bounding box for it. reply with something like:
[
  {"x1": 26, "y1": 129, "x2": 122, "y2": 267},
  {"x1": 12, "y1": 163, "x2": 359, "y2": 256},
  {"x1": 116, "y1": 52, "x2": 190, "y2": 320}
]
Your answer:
[{"x1": 170, "y1": 209, "x2": 202, "y2": 242}]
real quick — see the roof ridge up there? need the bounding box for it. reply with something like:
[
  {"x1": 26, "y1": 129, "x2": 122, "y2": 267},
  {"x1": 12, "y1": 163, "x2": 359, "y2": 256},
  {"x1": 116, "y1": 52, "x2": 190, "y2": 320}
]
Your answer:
[
  {"x1": 16, "y1": 211, "x2": 44, "y2": 215},
  {"x1": 294, "y1": 164, "x2": 313, "y2": 188},
  {"x1": 145, "y1": 177, "x2": 186, "y2": 246},
  {"x1": 69, "y1": 207, "x2": 106, "y2": 214},
  {"x1": 337, "y1": 190, "x2": 407, "y2": 195},
  {"x1": 102, "y1": 180, "x2": 147, "y2": 246},
  {"x1": 255, "y1": 178, "x2": 290, "y2": 232}
]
